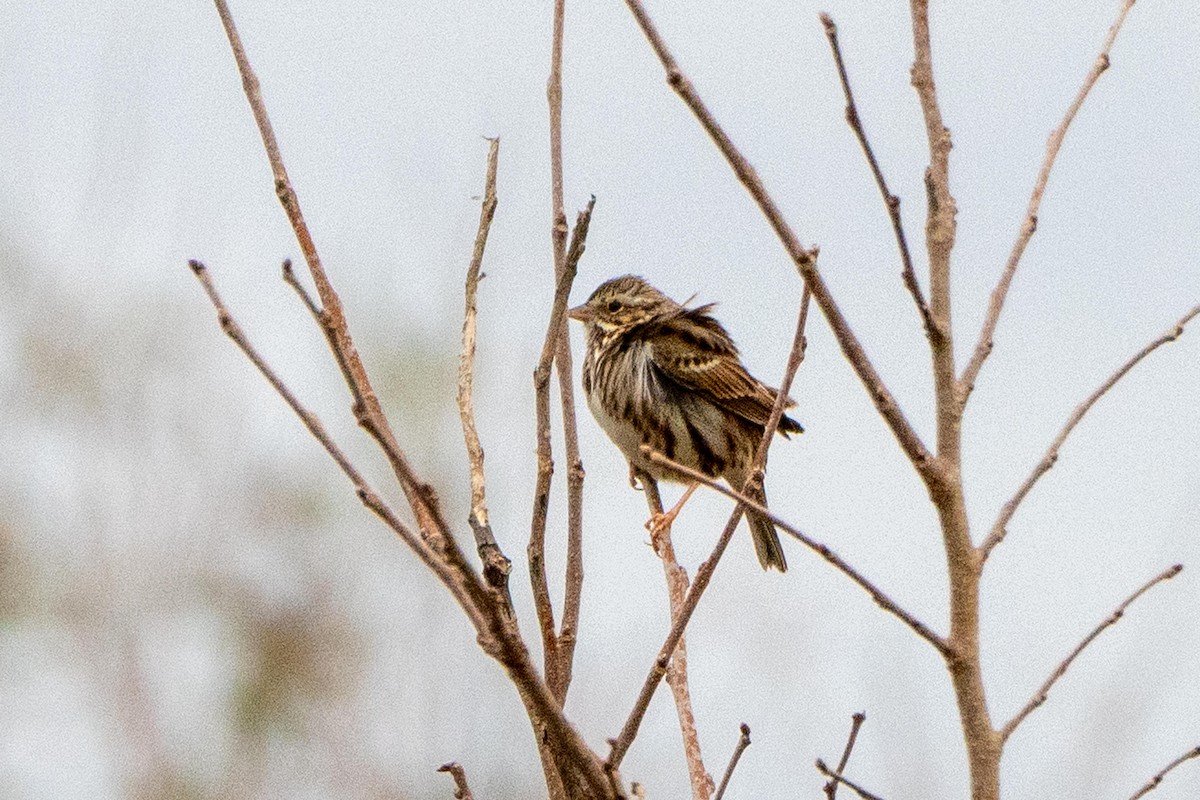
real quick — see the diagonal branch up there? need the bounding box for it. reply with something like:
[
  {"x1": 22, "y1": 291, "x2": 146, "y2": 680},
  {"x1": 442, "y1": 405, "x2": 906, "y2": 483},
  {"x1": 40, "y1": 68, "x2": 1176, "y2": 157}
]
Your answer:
[
  {"x1": 960, "y1": 0, "x2": 1139, "y2": 402},
  {"x1": 713, "y1": 724, "x2": 752, "y2": 800},
  {"x1": 981, "y1": 303, "x2": 1200, "y2": 560},
  {"x1": 190, "y1": 261, "x2": 483, "y2": 630},
  {"x1": 213, "y1": 0, "x2": 456, "y2": 552},
  {"x1": 457, "y1": 139, "x2": 513, "y2": 596},
  {"x1": 620, "y1": 0, "x2": 937, "y2": 488},
  {"x1": 999, "y1": 564, "x2": 1183, "y2": 744},
  {"x1": 819, "y1": 13, "x2": 933, "y2": 341},
  {"x1": 644, "y1": 447, "x2": 949, "y2": 658},
  {"x1": 1128, "y1": 745, "x2": 1200, "y2": 800}
]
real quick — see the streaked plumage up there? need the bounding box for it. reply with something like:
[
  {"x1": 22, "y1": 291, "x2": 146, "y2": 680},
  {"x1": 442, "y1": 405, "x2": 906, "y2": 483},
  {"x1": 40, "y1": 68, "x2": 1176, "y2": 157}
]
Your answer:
[{"x1": 568, "y1": 275, "x2": 801, "y2": 571}]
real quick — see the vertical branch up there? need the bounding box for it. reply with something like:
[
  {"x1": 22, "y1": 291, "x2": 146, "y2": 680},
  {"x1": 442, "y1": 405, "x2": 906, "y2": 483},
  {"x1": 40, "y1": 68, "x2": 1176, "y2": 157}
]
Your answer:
[
  {"x1": 546, "y1": 0, "x2": 588, "y2": 704},
  {"x1": 908, "y1": 4, "x2": 997, "y2": 800},
  {"x1": 457, "y1": 139, "x2": 513, "y2": 596},
  {"x1": 640, "y1": 474, "x2": 714, "y2": 800},
  {"x1": 713, "y1": 724, "x2": 752, "y2": 800}
]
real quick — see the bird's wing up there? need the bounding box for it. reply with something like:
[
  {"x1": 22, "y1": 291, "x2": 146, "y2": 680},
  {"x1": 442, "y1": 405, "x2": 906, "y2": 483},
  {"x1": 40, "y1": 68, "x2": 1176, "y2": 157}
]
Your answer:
[{"x1": 647, "y1": 306, "x2": 801, "y2": 434}]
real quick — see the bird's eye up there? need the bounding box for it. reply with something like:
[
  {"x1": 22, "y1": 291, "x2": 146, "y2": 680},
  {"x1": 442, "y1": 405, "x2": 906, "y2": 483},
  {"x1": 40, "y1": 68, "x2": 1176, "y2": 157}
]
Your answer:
[{"x1": 607, "y1": 300, "x2": 622, "y2": 313}]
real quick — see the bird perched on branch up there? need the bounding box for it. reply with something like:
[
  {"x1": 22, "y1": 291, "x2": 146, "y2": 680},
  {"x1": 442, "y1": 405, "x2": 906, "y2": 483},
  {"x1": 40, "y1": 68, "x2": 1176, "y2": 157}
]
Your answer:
[{"x1": 568, "y1": 275, "x2": 801, "y2": 571}]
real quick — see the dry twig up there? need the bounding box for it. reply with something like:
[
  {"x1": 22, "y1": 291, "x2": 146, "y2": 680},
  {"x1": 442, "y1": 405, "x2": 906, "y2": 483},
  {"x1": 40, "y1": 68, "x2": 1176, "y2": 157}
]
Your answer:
[
  {"x1": 981, "y1": 304, "x2": 1200, "y2": 559},
  {"x1": 960, "y1": 0, "x2": 1140, "y2": 401},
  {"x1": 819, "y1": 14, "x2": 932, "y2": 340},
  {"x1": 1000, "y1": 564, "x2": 1183, "y2": 743},
  {"x1": 1128, "y1": 746, "x2": 1200, "y2": 800},
  {"x1": 437, "y1": 761, "x2": 476, "y2": 800},
  {"x1": 713, "y1": 723, "x2": 752, "y2": 800},
  {"x1": 825, "y1": 712, "x2": 867, "y2": 800},
  {"x1": 457, "y1": 139, "x2": 513, "y2": 595}
]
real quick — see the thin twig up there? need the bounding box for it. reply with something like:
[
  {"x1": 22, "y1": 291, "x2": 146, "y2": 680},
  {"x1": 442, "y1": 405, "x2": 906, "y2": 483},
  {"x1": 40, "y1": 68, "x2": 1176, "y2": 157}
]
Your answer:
[
  {"x1": 999, "y1": 564, "x2": 1184, "y2": 743},
  {"x1": 639, "y1": 473, "x2": 712, "y2": 800},
  {"x1": 825, "y1": 712, "x2": 867, "y2": 800},
  {"x1": 643, "y1": 447, "x2": 949, "y2": 658},
  {"x1": 1128, "y1": 745, "x2": 1200, "y2": 800},
  {"x1": 620, "y1": 0, "x2": 937, "y2": 488},
  {"x1": 819, "y1": 14, "x2": 933, "y2": 340},
  {"x1": 713, "y1": 724, "x2": 751, "y2": 800},
  {"x1": 437, "y1": 762, "x2": 476, "y2": 800},
  {"x1": 546, "y1": 0, "x2": 588, "y2": 706},
  {"x1": 815, "y1": 760, "x2": 886, "y2": 800},
  {"x1": 457, "y1": 139, "x2": 512, "y2": 596},
  {"x1": 981, "y1": 304, "x2": 1200, "y2": 560},
  {"x1": 960, "y1": 0, "x2": 1139, "y2": 402},
  {"x1": 606, "y1": 288, "x2": 815, "y2": 775},
  {"x1": 529, "y1": 197, "x2": 597, "y2": 701}
]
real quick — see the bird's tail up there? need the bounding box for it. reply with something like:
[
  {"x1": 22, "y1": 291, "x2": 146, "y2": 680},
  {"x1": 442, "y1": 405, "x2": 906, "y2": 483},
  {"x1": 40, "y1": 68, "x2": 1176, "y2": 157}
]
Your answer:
[{"x1": 745, "y1": 484, "x2": 787, "y2": 572}]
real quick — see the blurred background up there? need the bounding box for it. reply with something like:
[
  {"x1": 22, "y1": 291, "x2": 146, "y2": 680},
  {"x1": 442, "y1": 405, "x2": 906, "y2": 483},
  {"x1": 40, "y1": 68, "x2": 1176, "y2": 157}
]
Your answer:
[{"x1": 1, "y1": 1, "x2": 1198, "y2": 798}]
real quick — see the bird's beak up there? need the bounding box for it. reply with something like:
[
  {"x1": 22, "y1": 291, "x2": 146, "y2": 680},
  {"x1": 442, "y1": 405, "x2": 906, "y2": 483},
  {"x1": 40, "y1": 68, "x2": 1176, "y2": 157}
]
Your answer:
[{"x1": 567, "y1": 303, "x2": 593, "y2": 323}]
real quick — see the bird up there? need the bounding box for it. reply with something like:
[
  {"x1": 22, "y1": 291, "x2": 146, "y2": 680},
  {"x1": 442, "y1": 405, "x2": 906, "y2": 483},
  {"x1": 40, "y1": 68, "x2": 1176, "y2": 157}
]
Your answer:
[{"x1": 568, "y1": 274, "x2": 801, "y2": 572}]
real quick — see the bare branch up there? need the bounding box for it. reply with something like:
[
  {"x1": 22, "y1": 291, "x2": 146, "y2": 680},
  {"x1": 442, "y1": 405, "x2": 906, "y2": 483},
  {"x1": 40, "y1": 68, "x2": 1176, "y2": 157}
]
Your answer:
[
  {"x1": 815, "y1": 760, "x2": 886, "y2": 800},
  {"x1": 213, "y1": 0, "x2": 458, "y2": 553},
  {"x1": 639, "y1": 474, "x2": 713, "y2": 800},
  {"x1": 825, "y1": 712, "x2": 867, "y2": 800},
  {"x1": 1128, "y1": 746, "x2": 1200, "y2": 800},
  {"x1": 546, "y1": 0, "x2": 588, "y2": 705},
  {"x1": 981, "y1": 304, "x2": 1200, "y2": 560},
  {"x1": 819, "y1": 14, "x2": 933, "y2": 341},
  {"x1": 530, "y1": 197, "x2": 597, "y2": 700},
  {"x1": 189, "y1": 260, "x2": 482, "y2": 628},
  {"x1": 713, "y1": 724, "x2": 752, "y2": 800},
  {"x1": 457, "y1": 138, "x2": 513, "y2": 595},
  {"x1": 437, "y1": 762, "x2": 476, "y2": 800},
  {"x1": 620, "y1": 0, "x2": 937, "y2": 487},
  {"x1": 1000, "y1": 564, "x2": 1184, "y2": 743},
  {"x1": 643, "y1": 447, "x2": 949, "y2": 658},
  {"x1": 960, "y1": 0, "x2": 1139, "y2": 401}
]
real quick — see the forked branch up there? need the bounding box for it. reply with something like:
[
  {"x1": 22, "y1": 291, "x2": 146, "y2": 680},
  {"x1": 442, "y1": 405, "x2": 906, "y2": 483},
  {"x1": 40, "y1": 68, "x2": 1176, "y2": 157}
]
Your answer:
[
  {"x1": 815, "y1": 759, "x2": 886, "y2": 800},
  {"x1": 825, "y1": 712, "x2": 867, "y2": 800}
]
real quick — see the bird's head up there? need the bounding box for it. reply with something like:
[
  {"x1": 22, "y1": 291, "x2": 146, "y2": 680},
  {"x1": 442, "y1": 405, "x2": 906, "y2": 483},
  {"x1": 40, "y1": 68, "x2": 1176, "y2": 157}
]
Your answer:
[{"x1": 568, "y1": 275, "x2": 678, "y2": 334}]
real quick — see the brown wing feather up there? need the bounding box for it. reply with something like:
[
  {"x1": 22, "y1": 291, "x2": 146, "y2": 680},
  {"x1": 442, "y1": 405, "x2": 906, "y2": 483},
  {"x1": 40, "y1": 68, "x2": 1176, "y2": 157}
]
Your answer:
[{"x1": 646, "y1": 306, "x2": 803, "y2": 435}]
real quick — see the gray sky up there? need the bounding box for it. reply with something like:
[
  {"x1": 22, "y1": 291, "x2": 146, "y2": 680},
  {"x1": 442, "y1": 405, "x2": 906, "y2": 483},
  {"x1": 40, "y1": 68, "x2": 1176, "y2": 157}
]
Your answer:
[{"x1": 2, "y1": 1, "x2": 1198, "y2": 798}]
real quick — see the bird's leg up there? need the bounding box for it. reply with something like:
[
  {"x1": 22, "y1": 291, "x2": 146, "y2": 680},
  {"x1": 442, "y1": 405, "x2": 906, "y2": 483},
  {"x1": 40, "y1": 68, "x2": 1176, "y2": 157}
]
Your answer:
[{"x1": 647, "y1": 482, "x2": 699, "y2": 546}]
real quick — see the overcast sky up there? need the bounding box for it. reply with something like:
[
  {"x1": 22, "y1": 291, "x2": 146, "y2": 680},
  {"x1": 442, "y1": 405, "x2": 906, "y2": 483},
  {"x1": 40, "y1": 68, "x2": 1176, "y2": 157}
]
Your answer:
[{"x1": 2, "y1": 1, "x2": 1198, "y2": 798}]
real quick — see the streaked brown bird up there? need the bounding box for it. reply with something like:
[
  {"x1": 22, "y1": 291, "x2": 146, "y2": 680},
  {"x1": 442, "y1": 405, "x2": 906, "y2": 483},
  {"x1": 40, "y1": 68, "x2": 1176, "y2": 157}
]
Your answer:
[{"x1": 568, "y1": 275, "x2": 801, "y2": 571}]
